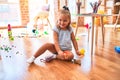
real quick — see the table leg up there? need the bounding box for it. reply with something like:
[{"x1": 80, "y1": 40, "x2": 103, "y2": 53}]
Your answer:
[
  {"x1": 95, "y1": 25, "x2": 98, "y2": 44},
  {"x1": 75, "y1": 17, "x2": 79, "y2": 36},
  {"x1": 47, "y1": 18, "x2": 52, "y2": 29},
  {"x1": 91, "y1": 16, "x2": 95, "y2": 55},
  {"x1": 114, "y1": 10, "x2": 120, "y2": 31},
  {"x1": 100, "y1": 16, "x2": 105, "y2": 44}
]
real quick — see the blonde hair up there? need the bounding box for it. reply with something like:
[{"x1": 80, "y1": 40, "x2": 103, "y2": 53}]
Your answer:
[{"x1": 56, "y1": 9, "x2": 71, "y2": 30}]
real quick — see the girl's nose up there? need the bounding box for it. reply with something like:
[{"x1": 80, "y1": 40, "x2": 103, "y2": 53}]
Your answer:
[{"x1": 61, "y1": 21, "x2": 64, "y2": 24}]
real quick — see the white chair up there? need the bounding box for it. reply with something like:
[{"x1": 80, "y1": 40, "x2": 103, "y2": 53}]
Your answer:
[{"x1": 32, "y1": 4, "x2": 52, "y2": 30}]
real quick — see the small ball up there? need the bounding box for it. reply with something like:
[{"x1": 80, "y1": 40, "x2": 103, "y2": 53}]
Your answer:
[
  {"x1": 115, "y1": 46, "x2": 120, "y2": 54},
  {"x1": 80, "y1": 48, "x2": 85, "y2": 55}
]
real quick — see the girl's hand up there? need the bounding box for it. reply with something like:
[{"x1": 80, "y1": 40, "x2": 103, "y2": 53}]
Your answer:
[
  {"x1": 58, "y1": 50, "x2": 70, "y2": 60},
  {"x1": 58, "y1": 50, "x2": 64, "y2": 55},
  {"x1": 58, "y1": 50, "x2": 65, "y2": 59},
  {"x1": 76, "y1": 49, "x2": 85, "y2": 57},
  {"x1": 76, "y1": 50, "x2": 81, "y2": 56}
]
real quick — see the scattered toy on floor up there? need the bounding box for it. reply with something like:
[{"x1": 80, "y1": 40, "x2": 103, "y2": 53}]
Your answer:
[
  {"x1": 7, "y1": 24, "x2": 14, "y2": 41},
  {"x1": 115, "y1": 46, "x2": 120, "y2": 54},
  {"x1": 32, "y1": 29, "x2": 39, "y2": 35},
  {"x1": 44, "y1": 31, "x2": 48, "y2": 35}
]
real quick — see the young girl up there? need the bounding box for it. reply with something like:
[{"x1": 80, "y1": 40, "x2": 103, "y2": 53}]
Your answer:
[{"x1": 27, "y1": 6, "x2": 81, "y2": 64}]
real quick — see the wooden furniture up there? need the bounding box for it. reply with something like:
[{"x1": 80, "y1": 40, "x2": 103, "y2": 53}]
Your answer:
[
  {"x1": 75, "y1": 13, "x2": 100, "y2": 55},
  {"x1": 75, "y1": 13, "x2": 120, "y2": 55}
]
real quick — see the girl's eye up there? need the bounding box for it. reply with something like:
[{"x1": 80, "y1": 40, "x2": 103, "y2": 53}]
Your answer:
[
  {"x1": 64, "y1": 20, "x2": 67, "y2": 22},
  {"x1": 58, "y1": 19, "x2": 68, "y2": 22},
  {"x1": 58, "y1": 19, "x2": 61, "y2": 21}
]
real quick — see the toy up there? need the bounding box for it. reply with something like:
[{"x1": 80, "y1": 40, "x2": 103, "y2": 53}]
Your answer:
[
  {"x1": 32, "y1": 29, "x2": 39, "y2": 35},
  {"x1": 10, "y1": 37, "x2": 14, "y2": 41},
  {"x1": 85, "y1": 23, "x2": 89, "y2": 29},
  {"x1": 44, "y1": 31, "x2": 48, "y2": 35},
  {"x1": 8, "y1": 24, "x2": 14, "y2": 41},
  {"x1": 94, "y1": 10, "x2": 108, "y2": 26},
  {"x1": 0, "y1": 45, "x2": 12, "y2": 52},
  {"x1": 115, "y1": 46, "x2": 120, "y2": 54},
  {"x1": 32, "y1": 29, "x2": 36, "y2": 33},
  {"x1": 80, "y1": 48, "x2": 85, "y2": 55}
]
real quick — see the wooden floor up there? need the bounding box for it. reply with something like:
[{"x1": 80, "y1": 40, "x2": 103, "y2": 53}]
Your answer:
[{"x1": 0, "y1": 27, "x2": 120, "y2": 80}]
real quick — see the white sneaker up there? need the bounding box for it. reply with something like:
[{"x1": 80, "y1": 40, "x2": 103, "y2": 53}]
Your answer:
[{"x1": 27, "y1": 56, "x2": 35, "y2": 64}]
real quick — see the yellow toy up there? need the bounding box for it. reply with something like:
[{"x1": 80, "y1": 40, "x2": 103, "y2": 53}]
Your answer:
[
  {"x1": 95, "y1": 10, "x2": 108, "y2": 26},
  {"x1": 79, "y1": 48, "x2": 85, "y2": 55}
]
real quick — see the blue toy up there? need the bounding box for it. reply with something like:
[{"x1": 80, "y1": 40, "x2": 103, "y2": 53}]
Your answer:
[{"x1": 114, "y1": 46, "x2": 120, "y2": 54}]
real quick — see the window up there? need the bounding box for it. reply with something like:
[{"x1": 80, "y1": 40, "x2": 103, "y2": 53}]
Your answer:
[{"x1": 0, "y1": 0, "x2": 21, "y2": 26}]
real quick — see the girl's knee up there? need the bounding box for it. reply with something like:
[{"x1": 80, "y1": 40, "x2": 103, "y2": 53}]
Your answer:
[
  {"x1": 68, "y1": 54, "x2": 74, "y2": 60},
  {"x1": 44, "y1": 43, "x2": 53, "y2": 46},
  {"x1": 44, "y1": 43, "x2": 56, "y2": 53},
  {"x1": 64, "y1": 53, "x2": 74, "y2": 61},
  {"x1": 44, "y1": 43, "x2": 54, "y2": 47}
]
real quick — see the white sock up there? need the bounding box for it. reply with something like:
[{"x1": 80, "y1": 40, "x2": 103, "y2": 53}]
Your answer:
[
  {"x1": 27, "y1": 56, "x2": 35, "y2": 63},
  {"x1": 31, "y1": 56, "x2": 35, "y2": 59}
]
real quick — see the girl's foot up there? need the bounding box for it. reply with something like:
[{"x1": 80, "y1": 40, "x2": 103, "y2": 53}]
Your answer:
[
  {"x1": 43, "y1": 54, "x2": 56, "y2": 62},
  {"x1": 45, "y1": 55, "x2": 54, "y2": 62},
  {"x1": 72, "y1": 59, "x2": 81, "y2": 65}
]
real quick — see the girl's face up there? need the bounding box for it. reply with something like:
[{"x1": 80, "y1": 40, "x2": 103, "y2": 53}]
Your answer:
[{"x1": 57, "y1": 14, "x2": 70, "y2": 29}]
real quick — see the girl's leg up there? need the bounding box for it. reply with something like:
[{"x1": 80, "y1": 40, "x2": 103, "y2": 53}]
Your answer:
[
  {"x1": 34, "y1": 43, "x2": 57, "y2": 58},
  {"x1": 27, "y1": 43, "x2": 57, "y2": 63},
  {"x1": 56, "y1": 50, "x2": 74, "y2": 61},
  {"x1": 62, "y1": 50, "x2": 74, "y2": 61}
]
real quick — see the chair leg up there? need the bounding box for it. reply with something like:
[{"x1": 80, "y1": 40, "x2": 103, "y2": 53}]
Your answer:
[
  {"x1": 75, "y1": 25, "x2": 79, "y2": 37},
  {"x1": 100, "y1": 16, "x2": 105, "y2": 45},
  {"x1": 47, "y1": 18, "x2": 52, "y2": 29},
  {"x1": 95, "y1": 26, "x2": 98, "y2": 45},
  {"x1": 114, "y1": 10, "x2": 120, "y2": 31},
  {"x1": 75, "y1": 17, "x2": 79, "y2": 37}
]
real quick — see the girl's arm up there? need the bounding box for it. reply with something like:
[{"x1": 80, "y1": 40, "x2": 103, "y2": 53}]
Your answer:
[
  {"x1": 71, "y1": 32, "x2": 80, "y2": 55},
  {"x1": 53, "y1": 31, "x2": 63, "y2": 54}
]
